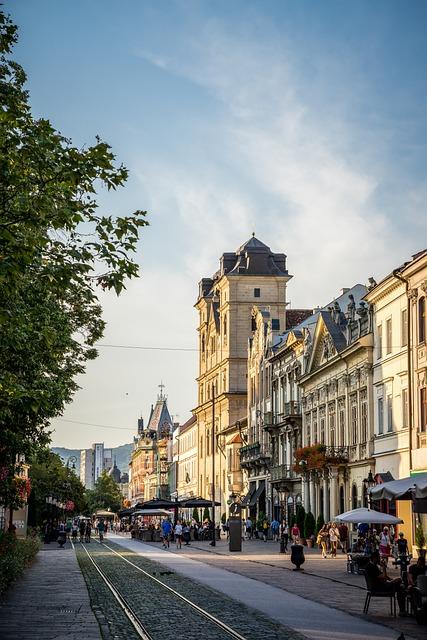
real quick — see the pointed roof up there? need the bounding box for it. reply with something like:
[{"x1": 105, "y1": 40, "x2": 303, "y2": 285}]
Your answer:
[
  {"x1": 147, "y1": 390, "x2": 173, "y2": 437},
  {"x1": 236, "y1": 235, "x2": 270, "y2": 253}
]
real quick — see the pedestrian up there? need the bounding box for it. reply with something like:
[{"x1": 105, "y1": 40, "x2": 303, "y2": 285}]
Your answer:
[
  {"x1": 317, "y1": 524, "x2": 329, "y2": 558},
  {"x1": 245, "y1": 516, "x2": 253, "y2": 540},
  {"x1": 379, "y1": 526, "x2": 392, "y2": 565},
  {"x1": 161, "y1": 518, "x2": 172, "y2": 549},
  {"x1": 71, "y1": 520, "x2": 78, "y2": 542},
  {"x1": 329, "y1": 523, "x2": 339, "y2": 557},
  {"x1": 79, "y1": 519, "x2": 86, "y2": 543},
  {"x1": 57, "y1": 522, "x2": 66, "y2": 548},
  {"x1": 262, "y1": 519, "x2": 269, "y2": 542},
  {"x1": 271, "y1": 518, "x2": 280, "y2": 542},
  {"x1": 174, "y1": 520, "x2": 183, "y2": 549},
  {"x1": 182, "y1": 522, "x2": 191, "y2": 545},
  {"x1": 280, "y1": 521, "x2": 289, "y2": 551},
  {"x1": 85, "y1": 520, "x2": 91, "y2": 543},
  {"x1": 98, "y1": 519, "x2": 105, "y2": 543},
  {"x1": 291, "y1": 522, "x2": 300, "y2": 543},
  {"x1": 338, "y1": 522, "x2": 348, "y2": 553}
]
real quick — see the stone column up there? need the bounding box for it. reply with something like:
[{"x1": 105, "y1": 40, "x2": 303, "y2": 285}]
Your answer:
[
  {"x1": 329, "y1": 467, "x2": 339, "y2": 518},
  {"x1": 303, "y1": 475, "x2": 310, "y2": 512},
  {"x1": 322, "y1": 472, "x2": 329, "y2": 521},
  {"x1": 309, "y1": 473, "x2": 316, "y2": 515}
]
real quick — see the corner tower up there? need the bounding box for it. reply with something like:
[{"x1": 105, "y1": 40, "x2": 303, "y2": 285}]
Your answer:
[{"x1": 194, "y1": 236, "x2": 292, "y2": 514}]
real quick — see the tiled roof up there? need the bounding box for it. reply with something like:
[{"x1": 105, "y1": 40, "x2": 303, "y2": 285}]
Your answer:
[{"x1": 286, "y1": 309, "x2": 313, "y2": 330}]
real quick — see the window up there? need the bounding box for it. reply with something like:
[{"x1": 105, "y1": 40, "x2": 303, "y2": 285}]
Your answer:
[
  {"x1": 254, "y1": 288, "x2": 261, "y2": 298},
  {"x1": 201, "y1": 334, "x2": 205, "y2": 355},
  {"x1": 361, "y1": 400, "x2": 368, "y2": 442},
  {"x1": 320, "y1": 418, "x2": 325, "y2": 444},
  {"x1": 339, "y1": 408, "x2": 345, "y2": 446},
  {"x1": 306, "y1": 421, "x2": 311, "y2": 446},
  {"x1": 421, "y1": 388, "x2": 427, "y2": 433},
  {"x1": 402, "y1": 388, "x2": 408, "y2": 428},
  {"x1": 378, "y1": 397, "x2": 384, "y2": 435},
  {"x1": 377, "y1": 324, "x2": 383, "y2": 359},
  {"x1": 351, "y1": 398, "x2": 358, "y2": 445},
  {"x1": 313, "y1": 419, "x2": 318, "y2": 443},
  {"x1": 223, "y1": 314, "x2": 227, "y2": 345},
  {"x1": 272, "y1": 318, "x2": 280, "y2": 331},
  {"x1": 387, "y1": 394, "x2": 393, "y2": 432},
  {"x1": 401, "y1": 309, "x2": 408, "y2": 347},
  {"x1": 419, "y1": 297, "x2": 426, "y2": 343},
  {"x1": 386, "y1": 318, "x2": 392, "y2": 355}
]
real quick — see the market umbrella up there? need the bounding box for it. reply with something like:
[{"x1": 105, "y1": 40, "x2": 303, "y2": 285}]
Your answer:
[
  {"x1": 179, "y1": 497, "x2": 221, "y2": 508},
  {"x1": 369, "y1": 473, "x2": 427, "y2": 501},
  {"x1": 142, "y1": 498, "x2": 178, "y2": 509},
  {"x1": 334, "y1": 507, "x2": 403, "y2": 525}
]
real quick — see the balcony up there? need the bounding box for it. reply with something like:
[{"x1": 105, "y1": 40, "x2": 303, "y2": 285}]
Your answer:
[
  {"x1": 239, "y1": 442, "x2": 271, "y2": 469},
  {"x1": 273, "y1": 402, "x2": 302, "y2": 428},
  {"x1": 270, "y1": 464, "x2": 297, "y2": 484}
]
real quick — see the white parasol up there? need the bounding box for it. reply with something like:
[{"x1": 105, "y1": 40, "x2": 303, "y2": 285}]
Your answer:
[
  {"x1": 334, "y1": 507, "x2": 403, "y2": 525},
  {"x1": 369, "y1": 473, "x2": 427, "y2": 501}
]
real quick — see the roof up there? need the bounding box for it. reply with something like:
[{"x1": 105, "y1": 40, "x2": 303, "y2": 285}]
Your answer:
[
  {"x1": 147, "y1": 394, "x2": 173, "y2": 437},
  {"x1": 286, "y1": 309, "x2": 313, "y2": 330},
  {"x1": 179, "y1": 415, "x2": 197, "y2": 435}
]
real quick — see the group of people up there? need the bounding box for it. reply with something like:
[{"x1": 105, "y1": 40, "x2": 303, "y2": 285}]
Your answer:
[
  {"x1": 316, "y1": 522, "x2": 348, "y2": 558},
  {"x1": 161, "y1": 518, "x2": 195, "y2": 549}
]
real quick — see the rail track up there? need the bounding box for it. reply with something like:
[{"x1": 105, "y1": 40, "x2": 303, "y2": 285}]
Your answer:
[{"x1": 73, "y1": 538, "x2": 248, "y2": 640}]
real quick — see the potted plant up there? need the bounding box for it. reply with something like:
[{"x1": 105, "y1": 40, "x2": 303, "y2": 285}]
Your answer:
[
  {"x1": 414, "y1": 522, "x2": 426, "y2": 558},
  {"x1": 304, "y1": 511, "x2": 316, "y2": 547}
]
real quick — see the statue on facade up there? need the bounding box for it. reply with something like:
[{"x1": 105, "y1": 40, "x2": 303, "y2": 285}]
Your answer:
[
  {"x1": 356, "y1": 300, "x2": 368, "y2": 319},
  {"x1": 347, "y1": 294, "x2": 356, "y2": 323},
  {"x1": 303, "y1": 327, "x2": 312, "y2": 371}
]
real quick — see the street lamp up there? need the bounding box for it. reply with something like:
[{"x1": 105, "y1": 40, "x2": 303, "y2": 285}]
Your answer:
[{"x1": 363, "y1": 471, "x2": 375, "y2": 508}]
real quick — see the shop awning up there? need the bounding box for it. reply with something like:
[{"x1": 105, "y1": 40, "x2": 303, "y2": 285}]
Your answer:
[
  {"x1": 241, "y1": 485, "x2": 256, "y2": 506},
  {"x1": 249, "y1": 483, "x2": 265, "y2": 507}
]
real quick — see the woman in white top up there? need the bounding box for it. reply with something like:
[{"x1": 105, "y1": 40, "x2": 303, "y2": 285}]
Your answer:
[
  {"x1": 329, "y1": 523, "x2": 339, "y2": 557},
  {"x1": 379, "y1": 526, "x2": 391, "y2": 564},
  {"x1": 174, "y1": 521, "x2": 183, "y2": 549}
]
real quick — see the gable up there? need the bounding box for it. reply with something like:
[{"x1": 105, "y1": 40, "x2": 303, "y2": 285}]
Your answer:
[{"x1": 306, "y1": 316, "x2": 339, "y2": 374}]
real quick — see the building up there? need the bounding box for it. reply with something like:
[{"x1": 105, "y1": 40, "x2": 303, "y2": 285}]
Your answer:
[
  {"x1": 80, "y1": 443, "x2": 114, "y2": 490},
  {"x1": 176, "y1": 415, "x2": 198, "y2": 500},
  {"x1": 298, "y1": 285, "x2": 375, "y2": 521},
  {"x1": 193, "y1": 235, "x2": 292, "y2": 519},
  {"x1": 129, "y1": 387, "x2": 174, "y2": 504},
  {"x1": 365, "y1": 249, "x2": 427, "y2": 540}
]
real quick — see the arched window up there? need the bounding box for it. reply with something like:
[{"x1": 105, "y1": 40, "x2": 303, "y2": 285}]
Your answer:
[
  {"x1": 419, "y1": 297, "x2": 426, "y2": 344},
  {"x1": 223, "y1": 314, "x2": 227, "y2": 345},
  {"x1": 201, "y1": 334, "x2": 205, "y2": 354},
  {"x1": 352, "y1": 484, "x2": 358, "y2": 510}
]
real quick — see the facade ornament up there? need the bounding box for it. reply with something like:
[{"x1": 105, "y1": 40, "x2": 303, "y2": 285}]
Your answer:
[
  {"x1": 322, "y1": 333, "x2": 335, "y2": 360},
  {"x1": 408, "y1": 288, "x2": 418, "y2": 301},
  {"x1": 356, "y1": 300, "x2": 368, "y2": 319},
  {"x1": 347, "y1": 294, "x2": 356, "y2": 323},
  {"x1": 420, "y1": 280, "x2": 427, "y2": 294},
  {"x1": 367, "y1": 276, "x2": 377, "y2": 290}
]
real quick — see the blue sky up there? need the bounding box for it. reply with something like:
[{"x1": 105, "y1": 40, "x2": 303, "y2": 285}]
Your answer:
[{"x1": 9, "y1": 1, "x2": 427, "y2": 448}]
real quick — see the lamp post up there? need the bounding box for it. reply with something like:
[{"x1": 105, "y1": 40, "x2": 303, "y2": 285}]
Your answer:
[
  {"x1": 363, "y1": 471, "x2": 375, "y2": 508},
  {"x1": 210, "y1": 381, "x2": 216, "y2": 546}
]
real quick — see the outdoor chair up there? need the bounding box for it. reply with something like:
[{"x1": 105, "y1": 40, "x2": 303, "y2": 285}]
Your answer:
[
  {"x1": 363, "y1": 575, "x2": 396, "y2": 617},
  {"x1": 413, "y1": 575, "x2": 427, "y2": 625}
]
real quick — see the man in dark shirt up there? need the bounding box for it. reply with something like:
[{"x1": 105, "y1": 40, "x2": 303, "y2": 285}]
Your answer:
[
  {"x1": 365, "y1": 550, "x2": 407, "y2": 616},
  {"x1": 396, "y1": 532, "x2": 408, "y2": 556},
  {"x1": 408, "y1": 556, "x2": 426, "y2": 587}
]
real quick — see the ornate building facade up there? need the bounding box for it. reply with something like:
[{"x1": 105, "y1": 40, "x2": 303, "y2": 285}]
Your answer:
[
  {"x1": 129, "y1": 388, "x2": 174, "y2": 504},
  {"x1": 298, "y1": 285, "x2": 375, "y2": 521},
  {"x1": 194, "y1": 236, "x2": 291, "y2": 518}
]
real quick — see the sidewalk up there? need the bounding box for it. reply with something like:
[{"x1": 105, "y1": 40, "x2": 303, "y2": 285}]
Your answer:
[
  {"x1": 0, "y1": 542, "x2": 101, "y2": 640},
  {"x1": 112, "y1": 534, "x2": 416, "y2": 640}
]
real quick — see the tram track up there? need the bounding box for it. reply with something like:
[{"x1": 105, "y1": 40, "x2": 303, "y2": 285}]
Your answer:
[{"x1": 73, "y1": 538, "x2": 251, "y2": 640}]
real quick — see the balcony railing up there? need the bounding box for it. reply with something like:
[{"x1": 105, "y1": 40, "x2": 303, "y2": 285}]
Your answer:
[
  {"x1": 325, "y1": 446, "x2": 349, "y2": 462},
  {"x1": 270, "y1": 464, "x2": 297, "y2": 483},
  {"x1": 239, "y1": 442, "x2": 271, "y2": 466},
  {"x1": 274, "y1": 402, "x2": 302, "y2": 425}
]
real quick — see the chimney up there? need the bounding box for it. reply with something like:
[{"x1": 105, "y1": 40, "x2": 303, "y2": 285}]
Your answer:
[{"x1": 341, "y1": 288, "x2": 350, "y2": 295}]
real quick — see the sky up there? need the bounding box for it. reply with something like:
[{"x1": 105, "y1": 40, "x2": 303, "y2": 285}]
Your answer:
[{"x1": 9, "y1": 0, "x2": 427, "y2": 449}]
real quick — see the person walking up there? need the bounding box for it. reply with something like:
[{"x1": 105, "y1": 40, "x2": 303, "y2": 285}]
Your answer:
[
  {"x1": 182, "y1": 522, "x2": 191, "y2": 546},
  {"x1": 174, "y1": 520, "x2": 183, "y2": 549},
  {"x1": 317, "y1": 524, "x2": 329, "y2": 558},
  {"x1": 262, "y1": 519, "x2": 269, "y2": 542},
  {"x1": 98, "y1": 519, "x2": 105, "y2": 543},
  {"x1": 85, "y1": 520, "x2": 92, "y2": 543},
  {"x1": 329, "y1": 523, "x2": 339, "y2": 557},
  {"x1": 280, "y1": 521, "x2": 289, "y2": 552},
  {"x1": 291, "y1": 522, "x2": 300, "y2": 543},
  {"x1": 338, "y1": 522, "x2": 348, "y2": 553},
  {"x1": 379, "y1": 526, "x2": 392, "y2": 565},
  {"x1": 245, "y1": 517, "x2": 253, "y2": 540},
  {"x1": 71, "y1": 521, "x2": 78, "y2": 542},
  {"x1": 79, "y1": 519, "x2": 86, "y2": 543},
  {"x1": 271, "y1": 518, "x2": 280, "y2": 542},
  {"x1": 161, "y1": 518, "x2": 172, "y2": 549}
]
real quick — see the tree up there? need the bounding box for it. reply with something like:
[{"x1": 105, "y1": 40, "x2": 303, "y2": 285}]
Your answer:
[
  {"x1": 203, "y1": 506, "x2": 210, "y2": 521},
  {"x1": 304, "y1": 511, "x2": 316, "y2": 540},
  {"x1": 296, "y1": 504, "x2": 305, "y2": 537},
  {"x1": 192, "y1": 507, "x2": 199, "y2": 522},
  {"x1": 86, "y1": 471, "x2": 122, "y2": 514},
  {"x1": 0, "y1": 10, "x2": 148, "y2": 485}
]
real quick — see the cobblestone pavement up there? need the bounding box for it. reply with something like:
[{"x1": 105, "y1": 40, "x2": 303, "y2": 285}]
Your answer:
[
  {"x1": 75, "y1": 538, "x2": 306, "y2": 640},
  {"x1": 127, "y1": 535, "x2": 424, "y2": 640},
  {"x1": 0, "y1": 544, "x2": 102, "y2": 640}
]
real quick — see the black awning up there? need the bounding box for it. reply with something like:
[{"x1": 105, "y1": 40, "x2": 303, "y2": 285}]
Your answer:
[
  {"x1": 249, "y1": 483, "x2": 265, "y2": 507},
  {"x1": 241, "y1": 485, "x2": 256, "y2": 506}
]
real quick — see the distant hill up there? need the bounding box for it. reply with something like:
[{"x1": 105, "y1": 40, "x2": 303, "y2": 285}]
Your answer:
[{"x1": 51, "y1": 443, "x2": 133, "y2": 476}]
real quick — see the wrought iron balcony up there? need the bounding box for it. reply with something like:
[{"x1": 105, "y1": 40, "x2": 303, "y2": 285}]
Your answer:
[
  {"x1": 273, "y1": 402, "x2": 302, "y2": 426},
  {"x1": 239, "y1": 442, "x2": 271, "y2": 468},
  {"x1": 325, "y1": 446, "x2": 349, "y2": 463},
  {"x1": 270, "y1": 464, "x2": 297, "y2": 483}
]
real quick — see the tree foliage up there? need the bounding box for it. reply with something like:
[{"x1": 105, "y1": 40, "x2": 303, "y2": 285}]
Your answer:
[
  {"x1": 86, "y1": 471, "x2": 123, "y2": 514},
  {"x1": 0, "y1": 10, "x2": 148, "y2": 478},
  {"x1": 303, "y1": 511, "x2": 316, "y2": 539},
  {"x1": 27, "y1": 449, "x2": 86, "y2": 526}
]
